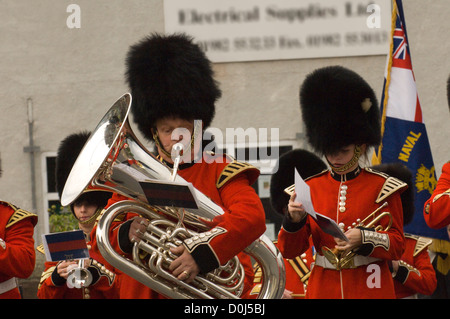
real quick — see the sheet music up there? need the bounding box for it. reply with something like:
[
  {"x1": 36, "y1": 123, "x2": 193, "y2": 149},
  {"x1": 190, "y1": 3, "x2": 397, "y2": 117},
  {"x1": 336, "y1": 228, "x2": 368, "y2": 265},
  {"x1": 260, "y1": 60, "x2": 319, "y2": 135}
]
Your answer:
[
  {"x1": 314, "y1": 213, "x2": 348, "y2": 242},
  {"x1": 294, "y1": 168, "x2": 348, "y2": 242},
  {"x1": 294, "y1": 168, "x2": 316, "y2": 219}
]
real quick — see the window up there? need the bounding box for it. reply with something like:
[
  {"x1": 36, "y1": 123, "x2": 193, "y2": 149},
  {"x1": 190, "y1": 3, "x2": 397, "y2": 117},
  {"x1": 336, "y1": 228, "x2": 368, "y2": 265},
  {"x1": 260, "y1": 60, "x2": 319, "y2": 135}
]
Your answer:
[
  {"x1": 42, "y1": 152, "x2": 79, "y2": 233},
  {"x1": 41, "y1": 152, "x2": 59, "y2": 234}
]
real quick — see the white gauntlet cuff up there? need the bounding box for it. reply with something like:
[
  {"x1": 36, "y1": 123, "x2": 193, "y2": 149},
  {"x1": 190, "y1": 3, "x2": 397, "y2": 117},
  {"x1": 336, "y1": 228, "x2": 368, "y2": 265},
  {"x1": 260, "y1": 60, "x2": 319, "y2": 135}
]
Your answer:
[{"x1": 361, "y1": 229, "x2": 390, "y2": 251}]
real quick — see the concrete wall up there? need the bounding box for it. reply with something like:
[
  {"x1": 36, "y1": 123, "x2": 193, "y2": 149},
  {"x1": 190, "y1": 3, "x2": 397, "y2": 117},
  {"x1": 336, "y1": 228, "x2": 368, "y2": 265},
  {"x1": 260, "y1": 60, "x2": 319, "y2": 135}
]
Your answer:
[{"x1": 0, "y1": 0, "x2": 449, "y2": 298}]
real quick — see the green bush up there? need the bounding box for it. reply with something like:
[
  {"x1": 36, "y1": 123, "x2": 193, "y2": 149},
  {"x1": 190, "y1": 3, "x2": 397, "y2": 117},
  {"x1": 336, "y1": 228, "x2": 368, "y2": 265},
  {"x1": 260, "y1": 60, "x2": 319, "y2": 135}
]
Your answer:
[{"x1": 48, "y1": 204, "x2": 78, "y2": 233}]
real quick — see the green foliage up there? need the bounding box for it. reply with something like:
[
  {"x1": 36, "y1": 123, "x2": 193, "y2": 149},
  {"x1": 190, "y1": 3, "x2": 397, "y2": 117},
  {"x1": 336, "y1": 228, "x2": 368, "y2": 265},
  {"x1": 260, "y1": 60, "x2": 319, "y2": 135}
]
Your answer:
[{"x1": 48, "y1": 204, "x2": 78, "y2": 233}]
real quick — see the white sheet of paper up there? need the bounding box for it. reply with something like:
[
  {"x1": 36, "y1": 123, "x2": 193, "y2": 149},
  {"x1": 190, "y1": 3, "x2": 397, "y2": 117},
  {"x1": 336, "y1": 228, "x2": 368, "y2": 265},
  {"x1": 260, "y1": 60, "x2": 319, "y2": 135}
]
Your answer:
[
  {"x1": 314, "y1": 213, "x2": 349, "y2": 242},
  {"x1": 294, "y1": 168, "x2": 348, "y2": 242},
  {"x1": 294, "y1": 168, "x2": 317, "y2": 219}
]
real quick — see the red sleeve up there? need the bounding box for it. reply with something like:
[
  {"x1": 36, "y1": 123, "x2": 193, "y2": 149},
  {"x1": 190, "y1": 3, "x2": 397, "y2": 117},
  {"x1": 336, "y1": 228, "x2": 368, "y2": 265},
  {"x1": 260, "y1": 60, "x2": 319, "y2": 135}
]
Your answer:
[
  {"x1": 424, "y1": 162, "x2": 450, "y2": 229},
  {"x1": 37, "y1": 261, "x2": 71, "y2": 299},
  {"x1": 0, "y1": 217, "x2": 36, "y2": 279},
  {"x1": 393, "y1": 238, "x2": 437, "y2": 297},
  {"x1": 361, "y1": 191, "x2": 405, "y2": 261},
  {"x1": 400, "y1": 250, "x2": 437, "y2": 296},
  {"x1": 277, "y1": 215, "x2": 311, "y2": 259},
  {"x1": 210, "y1": 174, "x2": 266, "y2": 264},
  {"x1": 186, "y1": 174, "x2": 266, "y2": 272}
]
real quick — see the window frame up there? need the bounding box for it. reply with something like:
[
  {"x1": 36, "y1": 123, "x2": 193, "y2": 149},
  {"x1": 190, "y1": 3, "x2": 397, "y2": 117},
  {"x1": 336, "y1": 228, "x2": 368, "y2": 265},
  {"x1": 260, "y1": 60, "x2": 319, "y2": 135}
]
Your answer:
[{"x1": 41, "y1": 152, "x2": 58, "y2": 234}]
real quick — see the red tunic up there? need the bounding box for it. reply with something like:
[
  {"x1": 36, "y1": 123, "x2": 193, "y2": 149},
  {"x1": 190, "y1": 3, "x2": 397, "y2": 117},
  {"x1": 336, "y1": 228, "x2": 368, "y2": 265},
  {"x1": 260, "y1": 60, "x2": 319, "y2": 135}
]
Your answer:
[
  {"x1": 393, "y1": 235, "x2": 437, "y2": 298},
  {"x1": 424, "y1": 161, "x2": 450, "y2": 229},
  {"x1": 94, "y1": 153, "x2": 266, "y2": 299},
  {"x1": 37, "y1": 235, "x2": 120, "y2": 299},
  {"x1": 278, "y1": 168, "x2": 405, "y2": 299},
  {"x1": 0, "y1": 201, "x2": 37, "y2": 299}
]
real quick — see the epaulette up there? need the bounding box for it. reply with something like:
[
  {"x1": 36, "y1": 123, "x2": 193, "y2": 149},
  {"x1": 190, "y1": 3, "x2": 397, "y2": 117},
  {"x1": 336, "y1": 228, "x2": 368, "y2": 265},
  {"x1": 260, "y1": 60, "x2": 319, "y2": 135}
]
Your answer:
[
  {"x1": 284, "y1": 184, "x2": 295, "y2": 196},
  {"x1": 36, "y1": 244, "x2": 46, "y2": 255},
  {"x1": 38, "y1": 266, "x2": 56, "y2": 289},
  {"x1": 1, "y1": 201, "x2": 38, "y2": 228},
  {"x1": 364, "y1": 168, "x2": 408, "y2": 203},
  {"x1": 216, "y1": 160, "x2": 259, "y2": 189},
  {"x1": 283, "y1": 169, "x2": 328, "y2": 196},
  {"x1": 405, "y1": 234, "x2": 433, "y2": 257}
]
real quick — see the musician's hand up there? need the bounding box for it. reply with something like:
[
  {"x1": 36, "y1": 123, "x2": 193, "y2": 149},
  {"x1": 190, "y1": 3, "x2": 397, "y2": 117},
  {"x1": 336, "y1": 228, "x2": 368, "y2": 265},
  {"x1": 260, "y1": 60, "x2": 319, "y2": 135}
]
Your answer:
[
  {"x1": 287, "y1": 192, "x2": 307, "y2": 223},
  {"x1": 128, "y1": 217, "x2": 148, "y2": 243},
  {"x1": 391, "y1": 260, "x2": 399, "y2": 273},
  {"x1": 169, "y1": 245, "x2": 200, "y2": 283},
  {"x1": 282, "y1": 289, "x2": 294, "y2": 299},
  {"x1": 334, "y1": 228, "x2": 362, "y2": 255},
  {"x1": 56, "y1": 260, "x2": 78, "y2": 279}
]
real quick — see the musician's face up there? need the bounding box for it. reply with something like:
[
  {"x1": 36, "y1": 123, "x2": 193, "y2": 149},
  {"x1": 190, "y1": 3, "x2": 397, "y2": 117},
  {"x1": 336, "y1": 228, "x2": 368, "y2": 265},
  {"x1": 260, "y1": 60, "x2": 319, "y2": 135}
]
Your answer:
[
  {"x1": 154, "y1": 117, "x2": 194, "y2": 163},
  {"x1": 73, "y1": 200, "x2": 98, "y2": 223},
  {"x1": 73, "y1": 200, "x2": 98, "y2": 233},
  {"x1": 326, "y1": 144, "x2": 365, "y2": 174}
]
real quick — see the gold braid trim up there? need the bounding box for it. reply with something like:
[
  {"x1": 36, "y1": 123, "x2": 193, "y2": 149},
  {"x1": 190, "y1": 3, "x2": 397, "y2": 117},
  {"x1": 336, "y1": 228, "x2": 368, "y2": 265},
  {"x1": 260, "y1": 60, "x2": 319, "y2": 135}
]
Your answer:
[
  {"x1": 288, "y1": 256, "x2": 311, "y2": 284},
  {"x1": 407, "y1": 235, "x2": 433, "y2": 257},
  {"x1": 429, "y1": 239, "x2": 450, "y2": 275},
  {"x1": 1, "y1": 201, "x2": 37, "y2": 228},
  {"x1": 365, "y1": 168, "x2": 408, "y2": 203},
  {"x1": 216, "y1": 161, "x2": 259, "y2": 189},
  {"x1": 36, "y1": 244, "x2": 45, "y2": 255},
  {"x1": 38, "y1": 266, "x2": 56, "y2": 290},
  {"x1": 432, "y1": 188, "x2": 450, "y2": 203}
]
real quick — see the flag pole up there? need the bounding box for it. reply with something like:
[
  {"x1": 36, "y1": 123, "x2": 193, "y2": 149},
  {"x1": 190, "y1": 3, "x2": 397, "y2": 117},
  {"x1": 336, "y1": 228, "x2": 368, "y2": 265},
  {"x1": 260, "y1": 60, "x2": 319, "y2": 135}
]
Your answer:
[{"x1": 372, "y1": 0, "x2": 398, "y2": 165}]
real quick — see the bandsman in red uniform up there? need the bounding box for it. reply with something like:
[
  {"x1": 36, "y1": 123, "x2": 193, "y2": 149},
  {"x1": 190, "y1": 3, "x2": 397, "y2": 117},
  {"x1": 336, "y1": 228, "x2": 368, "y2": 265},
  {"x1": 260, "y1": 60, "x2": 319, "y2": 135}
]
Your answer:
[
  {"x1": 424, "y1": 77, "x2": 449, "y2": 228},
  {"x1": 277, "y1": 66, "x2": 406, "y2": 299},
  {"x1": 251, "y1": 149, "x2": 326, "y2": 298},
  {"x1": 392, "y1": 234, "x2": 436, "y2": 298},
  {"x1": 37, "y1": 132, "x2": 119, "y2": 299},
  {"x1": 0, "y1": 199, "x2": 37, "y2": 299},
  {"x1": 424, "y1": 161, "x2": 450, "y2": 229},
  {"x1": 422, "y1": 75, "x2": 450, "y2": 298},
  {"x1": 94, "y1": 33, "x2": 266, "y2": 298},
  {"x1": 373, "y1": 163, "x2": 437, "y2": 298}
]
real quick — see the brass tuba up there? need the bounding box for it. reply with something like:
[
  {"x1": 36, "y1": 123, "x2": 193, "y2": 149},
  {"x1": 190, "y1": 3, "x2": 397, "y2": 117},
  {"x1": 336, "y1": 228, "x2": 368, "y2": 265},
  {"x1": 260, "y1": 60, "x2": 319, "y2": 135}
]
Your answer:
[{"x1": 61, "y1": 93, "x2": 285, "y2": 299}]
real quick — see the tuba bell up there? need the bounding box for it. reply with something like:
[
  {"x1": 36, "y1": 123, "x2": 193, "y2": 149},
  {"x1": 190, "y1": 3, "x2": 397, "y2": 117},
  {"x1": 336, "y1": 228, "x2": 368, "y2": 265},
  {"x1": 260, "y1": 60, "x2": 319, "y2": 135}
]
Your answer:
[{"x1": 61, "y1": 93, "x2": 286, "y2": 299}]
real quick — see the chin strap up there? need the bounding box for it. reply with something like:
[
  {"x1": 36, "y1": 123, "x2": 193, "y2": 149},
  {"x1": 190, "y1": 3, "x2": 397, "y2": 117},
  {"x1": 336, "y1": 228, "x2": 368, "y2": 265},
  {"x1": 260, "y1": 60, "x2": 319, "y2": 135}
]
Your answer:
[
  {"x1": 78, "y1": 207, "x2": 103, "y2": 225},
  {"x1": 153, "y1": 132, "x2": 172, "y2": 158},
  {"x1": 152, "y1": 121, "x2": 202, "y2": 161},
  {"x1": 327, "y1": 145, "x2": 362, "y2": 173}
]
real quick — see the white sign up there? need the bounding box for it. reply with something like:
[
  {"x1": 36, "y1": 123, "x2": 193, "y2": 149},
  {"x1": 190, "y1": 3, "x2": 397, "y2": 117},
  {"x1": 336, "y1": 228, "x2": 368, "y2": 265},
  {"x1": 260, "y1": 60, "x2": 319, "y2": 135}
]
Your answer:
[{"x1": 164, "y1": 0, "x2": 391, "y2": 63}]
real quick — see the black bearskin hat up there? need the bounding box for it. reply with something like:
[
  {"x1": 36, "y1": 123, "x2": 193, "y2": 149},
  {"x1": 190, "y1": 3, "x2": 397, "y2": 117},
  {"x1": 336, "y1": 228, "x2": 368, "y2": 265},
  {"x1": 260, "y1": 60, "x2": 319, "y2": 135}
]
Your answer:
[
  {"x1": 56, "y1": 132, "x2": 111, "y2": 211},
  {"x1": 125, "y1": 33, "x2": 221, "y2": 141},
  {"x1": 300, "y1": 66, "x2": 380, "y2": 155},
  {"x1": 270, "y1": 149, "x2": 327, "y2": 215},
  {"x1": 371, "y1": 163, "x2": 414, "y2": 225}
]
